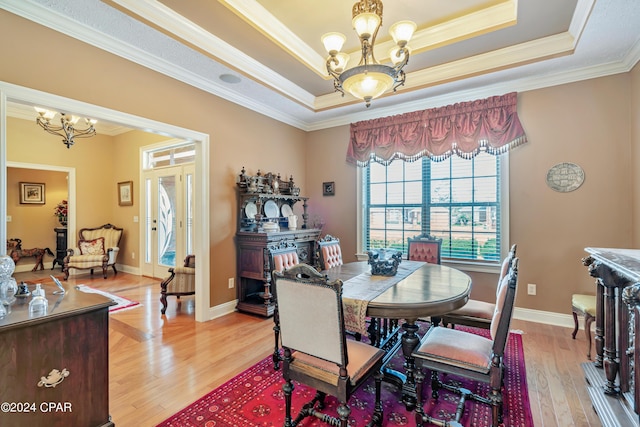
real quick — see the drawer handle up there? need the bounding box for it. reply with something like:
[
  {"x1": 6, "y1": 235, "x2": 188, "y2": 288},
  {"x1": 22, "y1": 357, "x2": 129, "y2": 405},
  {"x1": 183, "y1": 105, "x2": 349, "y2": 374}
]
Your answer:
[{"x1": 38, "y1": 368, "x2": 70, "y2": 388}]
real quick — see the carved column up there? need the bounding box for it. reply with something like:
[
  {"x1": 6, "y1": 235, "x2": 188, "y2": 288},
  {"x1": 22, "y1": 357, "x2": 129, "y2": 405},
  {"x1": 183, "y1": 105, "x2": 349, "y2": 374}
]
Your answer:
[
  {"x1": 622, "y1": 283, "x2": 640, "y2": 415},
  {"x1": 583, "y1": 256, "x2": 633, "y2": 395}
]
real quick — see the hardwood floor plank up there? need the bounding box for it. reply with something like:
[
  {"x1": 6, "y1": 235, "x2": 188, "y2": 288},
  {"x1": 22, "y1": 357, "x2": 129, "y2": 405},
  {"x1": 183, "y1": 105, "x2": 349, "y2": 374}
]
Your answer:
[{"x1": 13, "y1": 270, "x2": 606, "y2": 427}]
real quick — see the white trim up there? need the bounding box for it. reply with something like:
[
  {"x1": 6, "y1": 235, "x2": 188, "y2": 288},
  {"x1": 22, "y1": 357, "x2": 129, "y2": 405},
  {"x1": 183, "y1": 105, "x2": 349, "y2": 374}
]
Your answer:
[
  {"x1": 0, "y1": 80, "x2": 211, "y2": 322},
  {"x1": 207, "y1": 299, "x2": 238, "y2": 321},
  {"x1": 513, "y1": 306, "x2": 576, "y2": 330}
]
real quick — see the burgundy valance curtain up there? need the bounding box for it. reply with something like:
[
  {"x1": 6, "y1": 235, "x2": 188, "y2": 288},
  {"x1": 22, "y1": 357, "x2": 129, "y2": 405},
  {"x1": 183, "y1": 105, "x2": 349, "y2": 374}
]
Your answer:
[{"x1": 346, "y1": 92, "x2": 527, "y2": 166}]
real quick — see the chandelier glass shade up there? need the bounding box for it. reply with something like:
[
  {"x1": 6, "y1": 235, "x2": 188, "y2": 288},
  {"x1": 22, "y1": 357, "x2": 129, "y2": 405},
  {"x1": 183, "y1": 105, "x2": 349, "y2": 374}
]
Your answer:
[
  {"x1": 322, "y1": 0, "x2": 416, "y2": 107},
  {"x1": 35, "y1": 107, "x2": 97, "y2": 148}
]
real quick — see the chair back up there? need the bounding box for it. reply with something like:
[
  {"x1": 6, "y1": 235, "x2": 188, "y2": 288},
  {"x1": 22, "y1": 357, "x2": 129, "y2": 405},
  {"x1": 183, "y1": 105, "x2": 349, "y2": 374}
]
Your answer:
[
  {"x1": 268, "y1": 239, "x2": 299, "y2": 273},
  {"x1": 274, "y1": 263, "x2": 347, "y2": 366},
  {"x1": 317, "y1": 234, "x2": 343, "y2": 270},
  {"x1": 407, "y1": 233, "x2": 442, "y2": 264},
  {"x1": 496, "y1": 244, "x2": 517, "y2": 296},
  {"x1": 80, "y1": 224, "x2": 123, "y2": 249},
  {"x1": 490, "y1": 257, "x2": 519, "y2": 355}
]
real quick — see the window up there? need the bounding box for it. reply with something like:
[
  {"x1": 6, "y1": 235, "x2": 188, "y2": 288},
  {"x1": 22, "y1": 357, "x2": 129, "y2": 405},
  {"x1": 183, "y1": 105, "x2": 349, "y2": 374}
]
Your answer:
[
  {"x1": 361, "y1": 152, "x2": 508, "y2": 268},
  {"x1": 143, "y1": 142, "x2": 196, "y2": 169}
]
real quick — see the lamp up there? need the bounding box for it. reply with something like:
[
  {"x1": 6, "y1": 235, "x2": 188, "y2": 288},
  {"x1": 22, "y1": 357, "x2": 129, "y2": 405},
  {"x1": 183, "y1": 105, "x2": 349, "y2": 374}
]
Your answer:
[
  {"x1": 35, "y1": 107, "x2": 97, "y2": 148},
  {"x1": 322, "y1": 0, "x2": 416, "y2": 107}
]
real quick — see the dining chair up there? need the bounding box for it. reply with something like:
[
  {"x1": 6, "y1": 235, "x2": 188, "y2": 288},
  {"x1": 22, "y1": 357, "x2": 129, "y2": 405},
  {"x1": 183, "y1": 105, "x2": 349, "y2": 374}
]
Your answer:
[
  {"x1": 317, "y1": 234, "x2": 343, "y2": 270},
  {"x1": 268, "y1": 239, "x2": 300, "y2": 370},
  {"x1": 407, "y1": 233, "x2": 443, "y2": 325},
  {"x1": 160, "y1": 254, "x2": 195, "y2": 314},
  {"x1": 317, "y1": 233, "x2": 370, "y2": 340},
  {"x1": 441, "y1": 244, "x2": 517, "y2": 329},
  {"x1": 412, "y1": 257, "x2": 519, "y2": 427},
  {"x1": 407, "y1": 233, "x2": 442, "y2": 264},
  {"x1": 274, "y1": 263, "x2": 385, "y2": 427}
]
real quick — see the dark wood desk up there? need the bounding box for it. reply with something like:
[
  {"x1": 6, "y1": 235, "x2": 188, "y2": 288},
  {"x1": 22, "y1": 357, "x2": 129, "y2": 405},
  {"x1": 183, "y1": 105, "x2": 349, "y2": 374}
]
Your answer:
[
  {"x1": 323, "y1": 261, "x2": 472, "y2": 408},
  {"x1": 0, "y1": 285, "x2": 115, "y2": 427}
]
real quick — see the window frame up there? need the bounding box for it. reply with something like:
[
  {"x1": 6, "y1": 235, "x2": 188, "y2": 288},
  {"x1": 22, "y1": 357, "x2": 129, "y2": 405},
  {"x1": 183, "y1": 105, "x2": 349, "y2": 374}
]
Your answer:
[{"x1": 356, "y1": 153, "x2": 510, "y2": 274}]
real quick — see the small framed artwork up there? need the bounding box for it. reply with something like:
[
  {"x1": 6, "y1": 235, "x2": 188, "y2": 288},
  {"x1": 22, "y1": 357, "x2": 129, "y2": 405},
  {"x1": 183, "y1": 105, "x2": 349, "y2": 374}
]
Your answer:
[
  {"x1": 20, "y1": 182, "x2": 45, "y2": 204},
  {"x1": 323, "y1": 181, "x2": 335, "y2": 196},
  {"x1": 118, "y1": 181, "x2": 133, "y2": 206}
]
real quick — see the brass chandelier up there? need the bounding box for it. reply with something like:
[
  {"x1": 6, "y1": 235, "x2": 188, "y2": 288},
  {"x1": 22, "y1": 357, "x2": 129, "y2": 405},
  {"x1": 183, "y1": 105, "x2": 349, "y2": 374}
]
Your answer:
[
  {"x1": 35, "y1": 107, "x2": 97, "y2": 148},
  {"x1": 322, "y1": 0, "x2": 416, "y2": 107}
]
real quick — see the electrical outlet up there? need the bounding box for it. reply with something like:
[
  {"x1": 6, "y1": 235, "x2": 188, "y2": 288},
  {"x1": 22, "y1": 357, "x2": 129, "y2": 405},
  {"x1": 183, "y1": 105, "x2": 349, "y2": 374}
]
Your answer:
[
  {"x1": 131, "y1": 252, "x2": 135, "y2": 259},
  {"x1": 527, "y1": 283, "x2": 536, "y2": 295},
  {"x1": 228, "y1": 278, "x2": 235, "y2": 289},
  {"x1": 6, "y1": 215, "x2": 11, "y2": 222}
]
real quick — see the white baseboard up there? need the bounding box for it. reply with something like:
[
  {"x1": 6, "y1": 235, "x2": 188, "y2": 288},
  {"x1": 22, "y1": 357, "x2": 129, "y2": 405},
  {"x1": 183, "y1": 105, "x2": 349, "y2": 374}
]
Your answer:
[
  {"x1": 207, "y1": 299, "x2": 238, "y2": 320},
  {"x1": 513, "y1": 306, "x2": 576, "y2": 330},
  {"x1": 116, "y1": 264, "x2": 140, "y2": 276}
]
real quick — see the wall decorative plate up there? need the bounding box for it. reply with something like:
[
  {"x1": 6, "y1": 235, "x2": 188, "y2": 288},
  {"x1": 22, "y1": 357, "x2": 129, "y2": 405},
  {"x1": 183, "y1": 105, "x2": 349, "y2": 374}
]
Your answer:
[{"x1": 546, "y1": 162, "x2": 585, "y2": 192}]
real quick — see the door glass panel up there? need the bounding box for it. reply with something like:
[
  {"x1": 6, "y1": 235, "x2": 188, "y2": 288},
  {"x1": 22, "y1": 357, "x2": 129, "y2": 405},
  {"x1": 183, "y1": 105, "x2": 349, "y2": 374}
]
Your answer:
[
  {"x1": 158, "y1": 175, "x2": 176, "y2": 267},
  {"x1": 186, "y1": 172, "x2": 194, "y2": 255},
  {"x1": 145, "y1": 178, "x2": 152, "y2": 264}
]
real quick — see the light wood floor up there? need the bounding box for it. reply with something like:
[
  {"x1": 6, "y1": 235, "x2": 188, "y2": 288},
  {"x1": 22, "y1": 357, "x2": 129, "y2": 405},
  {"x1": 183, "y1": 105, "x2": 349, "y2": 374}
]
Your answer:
[{"x1": 15, "y1": 269, "x2": 602, "y2": 427}]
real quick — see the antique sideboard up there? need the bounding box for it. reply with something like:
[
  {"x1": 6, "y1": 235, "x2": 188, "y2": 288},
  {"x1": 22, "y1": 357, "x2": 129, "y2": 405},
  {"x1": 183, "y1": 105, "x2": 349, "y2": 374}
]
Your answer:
[
  {"x1": 0, "y1": 285, "x2": 114, "y2": 426},
  {"x1": 582, "y1": 248, "x2": 640, "y2": 427},
  {"x1": 235, "y1": 168, "x2": 321, "y2": 317}
]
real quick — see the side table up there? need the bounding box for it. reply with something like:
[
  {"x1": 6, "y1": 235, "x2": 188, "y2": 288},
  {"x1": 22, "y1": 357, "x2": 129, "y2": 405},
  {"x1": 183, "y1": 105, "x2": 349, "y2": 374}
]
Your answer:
[{"x1": 53, "y1": 227, "x2": 67, "y2": 271}]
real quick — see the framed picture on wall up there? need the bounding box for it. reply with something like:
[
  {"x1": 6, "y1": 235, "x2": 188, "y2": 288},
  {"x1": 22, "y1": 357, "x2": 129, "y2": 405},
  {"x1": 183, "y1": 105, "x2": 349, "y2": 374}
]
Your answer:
[
  {"x1": 20, "y1": 182, "x2": 45, "y2": 204},
  {"x1": 118, "y1": 181, "x2": 133, "y2": 206},
  {"x1": 323, "y1": 181, "x2": 335, "y2": 196}
]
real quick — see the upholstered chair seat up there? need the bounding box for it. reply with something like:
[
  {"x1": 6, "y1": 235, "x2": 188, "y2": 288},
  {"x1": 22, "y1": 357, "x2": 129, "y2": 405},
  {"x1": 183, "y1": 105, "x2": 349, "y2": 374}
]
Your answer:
[
  {"x1": 160, "y1": 255, "x2": 195, "y2": 314},
  {"x1": 63, "y1": 224, "x2": 123, "y2": 280},
  {"x1": 414, "y1": 326, "x2": 493, "y2": 373}
]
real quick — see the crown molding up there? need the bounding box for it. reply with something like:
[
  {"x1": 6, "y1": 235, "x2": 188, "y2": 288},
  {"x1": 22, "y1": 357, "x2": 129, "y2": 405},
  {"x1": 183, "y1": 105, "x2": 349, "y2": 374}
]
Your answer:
[{"x1": 108, "y1": 0, "x2": 317, "y2": 107}]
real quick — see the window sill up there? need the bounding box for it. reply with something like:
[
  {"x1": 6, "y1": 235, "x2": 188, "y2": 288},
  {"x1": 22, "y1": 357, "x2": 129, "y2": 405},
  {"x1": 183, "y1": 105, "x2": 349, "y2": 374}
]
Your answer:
[
  {"x1": 357, "y1": 253, "x2": 501, "y2": 274},
  {"x1": 442, "y1": 259, "x2": 501, "y2": 275}
]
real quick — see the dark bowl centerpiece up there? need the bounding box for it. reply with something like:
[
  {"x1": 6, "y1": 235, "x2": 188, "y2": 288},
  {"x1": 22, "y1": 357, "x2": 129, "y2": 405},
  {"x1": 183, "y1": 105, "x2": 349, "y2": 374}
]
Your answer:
[{"x1": 367, "y1": 248, "x2": 403, "y2": 276}]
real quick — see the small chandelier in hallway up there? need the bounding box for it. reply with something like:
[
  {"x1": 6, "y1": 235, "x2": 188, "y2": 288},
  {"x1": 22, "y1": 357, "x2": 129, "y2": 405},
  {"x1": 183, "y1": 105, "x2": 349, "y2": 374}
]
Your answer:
[{"x1": 35, "y1": 107, "x2": 97, "y2": 148}]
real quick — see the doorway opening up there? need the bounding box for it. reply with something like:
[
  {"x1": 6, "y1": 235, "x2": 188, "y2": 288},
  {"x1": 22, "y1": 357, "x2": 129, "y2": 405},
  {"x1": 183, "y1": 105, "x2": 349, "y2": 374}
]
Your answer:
[{"x1": 1, "y1": 82, "x2": 211, "y2": 322}]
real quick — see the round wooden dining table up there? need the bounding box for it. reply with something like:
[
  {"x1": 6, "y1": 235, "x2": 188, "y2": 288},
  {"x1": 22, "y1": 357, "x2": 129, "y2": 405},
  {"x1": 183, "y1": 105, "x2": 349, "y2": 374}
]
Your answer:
[{"x1": 323, "y1": 261, "x2": 473, "y2": 409}]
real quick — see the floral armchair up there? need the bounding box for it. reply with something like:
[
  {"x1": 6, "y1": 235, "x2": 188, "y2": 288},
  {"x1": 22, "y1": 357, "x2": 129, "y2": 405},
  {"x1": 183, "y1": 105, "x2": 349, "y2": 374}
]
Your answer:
[{"x1": 63, "y1": 224, "x2": 123, "y2": 280}]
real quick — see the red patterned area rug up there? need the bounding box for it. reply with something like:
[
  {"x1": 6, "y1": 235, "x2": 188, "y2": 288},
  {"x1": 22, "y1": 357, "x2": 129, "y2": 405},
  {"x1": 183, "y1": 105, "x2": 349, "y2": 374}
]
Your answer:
[{"x1": 157, "y1": 326, "x2": 532, "y2": 427}]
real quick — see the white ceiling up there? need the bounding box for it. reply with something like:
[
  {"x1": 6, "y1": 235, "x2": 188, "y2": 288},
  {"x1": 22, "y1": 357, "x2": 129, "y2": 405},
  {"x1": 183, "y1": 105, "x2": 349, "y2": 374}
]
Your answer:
[{"x1": 2, "y1": 0, "x2": 640, "y2": 132}]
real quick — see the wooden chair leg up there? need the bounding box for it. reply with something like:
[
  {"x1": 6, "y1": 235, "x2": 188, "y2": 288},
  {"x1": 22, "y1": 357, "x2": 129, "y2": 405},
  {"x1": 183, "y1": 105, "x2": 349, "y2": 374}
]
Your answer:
[
  {"x1": 571, "y1": 309, "x2": 579, "y2": 339},
  {"x1": 160, "y1": 292, "x2": 168, "y2": 315},
  {"x1": 585, "y1": 313, "x2": 595, "y2": 359}
]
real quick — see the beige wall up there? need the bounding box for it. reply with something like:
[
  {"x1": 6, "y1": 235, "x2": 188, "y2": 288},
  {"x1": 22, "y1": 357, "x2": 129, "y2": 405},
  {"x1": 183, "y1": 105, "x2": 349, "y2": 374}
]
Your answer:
[
  {"x1": 305, "y1": 75, "x2": 636, "y2": 315},
  {"x1": 1, "y1": 9, "x2": 639, "y2": 316},
  {"x1": 632, "y1": 62, "x2": 640, "y2": 246}
]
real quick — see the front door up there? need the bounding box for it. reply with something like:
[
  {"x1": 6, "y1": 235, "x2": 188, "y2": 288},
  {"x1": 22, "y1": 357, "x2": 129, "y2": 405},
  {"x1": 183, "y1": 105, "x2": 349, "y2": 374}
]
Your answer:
[{"x1": 143, "y1": 164, "x2": 194, "y2": 278}]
